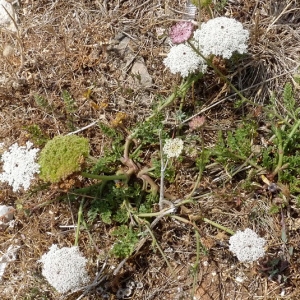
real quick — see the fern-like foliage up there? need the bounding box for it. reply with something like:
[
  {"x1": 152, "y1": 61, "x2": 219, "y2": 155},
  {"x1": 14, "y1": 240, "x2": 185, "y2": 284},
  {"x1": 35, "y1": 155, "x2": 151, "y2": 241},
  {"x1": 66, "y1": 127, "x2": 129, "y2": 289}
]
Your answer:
[
  {"x1": 213, "y1": 120, "x2": 257, "y2": 165},
  {"x1": 135, "y1": 111, "x2": 167, "y2": 146},
  {"x1": 150, "y1": 157, "x2": 176, "y2": 182},
  {"x1": 87, "y1": 181, "x2": 143, "y2": 224},
  {"x1": 62, "y1": 90, "x2": 76, "y2": 114},
  {"x1": 283, "y1": 82, "x2": 300, "y2": 120},
  {"x1": 61, "y1": 90, "x2": 77, "y2": 130},
  {"x1": 91, "y1": 123, "x2": 124, "y2": 174},
  {"x1": 110, "y1": 225, "x2": 139, "y2": 258},
  {"x1": 261, "y1": 82, "x2": 300, "y2": 193},
  {"x1": 34, "y1": 94, "x2": 52, "y2": 112}
]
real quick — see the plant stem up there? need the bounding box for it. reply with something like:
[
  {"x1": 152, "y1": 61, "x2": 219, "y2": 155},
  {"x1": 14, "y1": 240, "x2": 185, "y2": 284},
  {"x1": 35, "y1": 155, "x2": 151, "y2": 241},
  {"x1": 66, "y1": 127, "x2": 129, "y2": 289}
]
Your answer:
[
  {"x1": 144, "y1": 222, "x2": 174, "y2": 275},
  {"x1": 187, "y1": 40, "x2": 246, "y2": 101},
  {"x1": 186, "y1": 41, "x2": 289, "y2": 124},
  {"x1": 75, "y1": 198, "x2": 84, "y2": 246},
  {"x1": 188, "y1": 128, "x2": 206, "y2": 198},
  {"x1": 81, "y1": 172, "x2": 128, "y2": 181},
  {"x1": 137, "y1": 206, "x2": 176, "y2": 218},
  {"x1": 172, "y1": 214, "x2": 234, "y2": 235},
  {"x1": 272, "y1": 125, "x2": 284, "y2": 177},
  {"x1": 283, "y1": 119, "x2": 300, "y2": 151},
  {"x1": 202, "y1": 217, "x2": 235, "y2": 235},
  {"x1": 272, "y1": 118, "x2": 300, "y2": 178},
  {"x1": 159, "y1": 130, "x2": 166, "y2": 210},
  {"x1": 191, "y1": 227, "x2": 201, "y2": 298}
]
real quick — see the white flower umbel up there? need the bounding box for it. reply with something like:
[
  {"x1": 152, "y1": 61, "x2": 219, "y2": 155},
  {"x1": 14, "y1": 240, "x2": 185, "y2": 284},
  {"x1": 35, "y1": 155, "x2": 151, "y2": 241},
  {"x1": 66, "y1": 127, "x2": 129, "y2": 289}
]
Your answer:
[
  {"x1": 39, "y1": 245, "x2": 90, "y2": 294},
  {"x1": 0, "y1": 141, "x2": 40, "y2": 192},
  {"x1": 163, "y1": 138, "x2": 184, "y2": 158},
  {"x1": 193, "y1": 17, "x2": 249, "y2": 59},
  {"x1": 163, "y1": 43, "x2": 207, "y2": 77},
  {"x1": 229, "y1": 228, "x2": 266, "y2": 263}
]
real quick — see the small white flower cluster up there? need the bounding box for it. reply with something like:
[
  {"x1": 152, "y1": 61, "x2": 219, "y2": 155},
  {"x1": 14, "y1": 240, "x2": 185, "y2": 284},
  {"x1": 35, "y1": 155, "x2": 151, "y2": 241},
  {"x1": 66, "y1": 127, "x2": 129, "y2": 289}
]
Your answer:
[
  {"x1": 193, "y1": 17, "x2": 249, "y2": 59},
  {"x1": 39, "y1": 244, "x2": 90, "y2": 294},
  {"x1": 164, "y1": 44, "x2": 207, "y2": 77},
  {"x1": 163, "y1": 43, "x2": 207, "y2": 78},
  {"x1": 0, "y1": 141, "x2": 40, "y2": 192},
  {"x1": 229, "y1": 228, "x2": 266, "y2": 263},
  {"x1": 163, "y1": 17, "x2": 249, "y2": 77},
  {"x1": 163, "y1": 138, "x2": 184, "y2": 158}
]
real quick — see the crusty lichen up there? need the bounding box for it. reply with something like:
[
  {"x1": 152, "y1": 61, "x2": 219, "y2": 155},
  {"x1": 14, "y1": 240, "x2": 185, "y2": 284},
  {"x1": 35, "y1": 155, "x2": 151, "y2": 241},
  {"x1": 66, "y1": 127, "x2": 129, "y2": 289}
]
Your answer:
[{"x1": 39, "y1": 135, "x2": 89, "y2": 183}]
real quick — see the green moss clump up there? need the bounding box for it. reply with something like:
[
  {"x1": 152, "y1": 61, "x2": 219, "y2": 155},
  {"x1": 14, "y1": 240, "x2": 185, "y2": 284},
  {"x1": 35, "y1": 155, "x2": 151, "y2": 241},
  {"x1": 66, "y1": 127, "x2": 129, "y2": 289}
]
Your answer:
[{"x1": 39, "y1": 135, "x2": 89, "y2": 183}]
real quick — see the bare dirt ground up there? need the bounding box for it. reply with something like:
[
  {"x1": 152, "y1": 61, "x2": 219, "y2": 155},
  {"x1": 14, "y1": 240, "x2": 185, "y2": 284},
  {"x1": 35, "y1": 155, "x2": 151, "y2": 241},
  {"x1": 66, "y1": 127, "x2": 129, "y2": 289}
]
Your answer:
[{"x1": 0, "y1": 0, "x2": 300, "y2": 299}]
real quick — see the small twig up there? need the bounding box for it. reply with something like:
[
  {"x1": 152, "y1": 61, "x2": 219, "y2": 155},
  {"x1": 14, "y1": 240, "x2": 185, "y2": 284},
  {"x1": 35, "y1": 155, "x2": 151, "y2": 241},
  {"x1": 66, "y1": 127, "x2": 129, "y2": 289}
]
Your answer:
[
  {"x1": 265, "y1": 1, "x2": 293, "y2": 33},
  {"x1": 281, "y1": 208, "x2": 288, "y2": 245},
  {"x1": 76, "y1": 259, "x2": 108, "y2": 300},
  {"x1": 66, "y1": 120, "x2": 99, "y2": 135}
]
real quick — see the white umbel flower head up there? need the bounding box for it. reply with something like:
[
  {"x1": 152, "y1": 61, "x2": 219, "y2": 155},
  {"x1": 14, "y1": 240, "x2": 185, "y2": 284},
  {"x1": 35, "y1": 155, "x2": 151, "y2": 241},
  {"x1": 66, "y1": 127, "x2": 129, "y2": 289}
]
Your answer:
[
  {"x1": 0, "y1": 141, "x2": 40, "y2": 192},
  {"x1": 193, "y1": 17, "x2": 249, "y2": 59},
  {"x1": 163, "y1": 138, "x2": 184, "y2": 158},
  {"x1": 163, "y1": 43, "x2": 207, "y2": 77},
  {"x1": 39, "y1": 245, "x2": 90, "y2": 294},
  {"x1": 229, "y1": 228, "x2": 266, "y2": 263}
]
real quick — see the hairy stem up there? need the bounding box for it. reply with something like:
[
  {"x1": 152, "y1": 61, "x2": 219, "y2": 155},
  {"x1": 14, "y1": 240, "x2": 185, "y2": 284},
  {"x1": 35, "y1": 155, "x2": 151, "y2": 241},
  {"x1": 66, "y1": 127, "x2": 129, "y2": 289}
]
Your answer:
[
  {"x1": 202, "y1": 217, "x2": 235, "y2": 235},
  {"x1": 75, "y1": 198, "x2": 84, "y2": 246},
  {"x1": 272, "y1": 125, "x2": 284, "y2": 177}
]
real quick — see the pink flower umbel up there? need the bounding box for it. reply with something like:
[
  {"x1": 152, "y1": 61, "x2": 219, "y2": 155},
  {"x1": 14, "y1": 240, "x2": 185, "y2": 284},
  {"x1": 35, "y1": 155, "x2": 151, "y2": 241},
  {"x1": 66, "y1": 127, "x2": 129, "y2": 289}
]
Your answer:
[
  {"x1": 189, "y1": 116, "x2": 206, "y2": 131},
  {"x1": 170, "y1": 21, "x2": 194, "y2": 44}
]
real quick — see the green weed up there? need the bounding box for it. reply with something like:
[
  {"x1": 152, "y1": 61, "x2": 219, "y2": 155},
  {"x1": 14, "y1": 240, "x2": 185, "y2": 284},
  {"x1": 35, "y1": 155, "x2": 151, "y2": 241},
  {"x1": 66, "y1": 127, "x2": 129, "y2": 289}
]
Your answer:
[
  {"x1": 213, "y1": 120, "x2": 257, "y2": 165},
  {"x1": 61, "y1": 90, "x2": 76, "y2": 130},
  {"x1": 23, "y1": 124, "x2": 48, "y2": 147},
  {"x1": 110, "y1": 225, "x2": 139, "y2": 258},
  {"x1": 212, "y1": 82, "x2": 300, "y2": 195},
  {"x1": 61, "y1": 90, "x2": 76, "y2": 114},
  {"x1": 91, "y1": 123, "x2": 124, "y2": 174},
  {"x1": 34, "y1": 94, "x2": 52, "y2": 112}
]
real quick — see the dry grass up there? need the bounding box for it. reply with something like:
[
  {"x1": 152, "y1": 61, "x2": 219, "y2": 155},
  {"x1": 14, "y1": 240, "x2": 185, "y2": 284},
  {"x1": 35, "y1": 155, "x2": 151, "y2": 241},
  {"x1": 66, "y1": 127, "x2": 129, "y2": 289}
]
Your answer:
[{"x1": 0, "y1": 0, "x2": 300, "y2": 299}]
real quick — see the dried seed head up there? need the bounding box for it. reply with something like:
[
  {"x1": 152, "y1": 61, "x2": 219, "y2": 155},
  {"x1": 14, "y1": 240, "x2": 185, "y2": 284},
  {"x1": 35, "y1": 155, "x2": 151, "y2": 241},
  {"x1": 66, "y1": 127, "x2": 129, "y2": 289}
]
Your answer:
[{"x1": 3, "y1": 44, "x2": 14, "y2": 57}]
